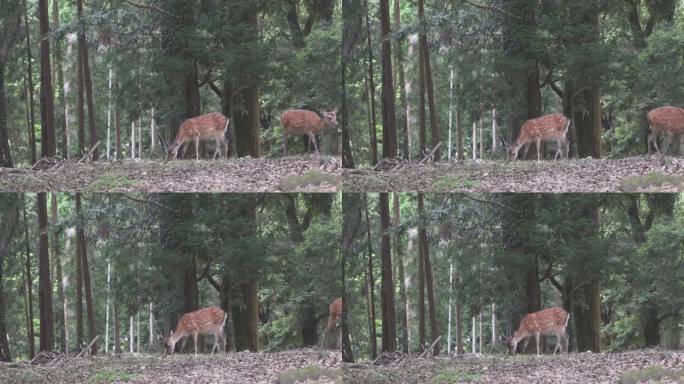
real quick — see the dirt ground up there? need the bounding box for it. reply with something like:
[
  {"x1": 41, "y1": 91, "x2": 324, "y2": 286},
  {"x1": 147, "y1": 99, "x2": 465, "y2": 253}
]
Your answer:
[
  {"x1": 0, "y1": 349, "x2": 342, "y2": 384},
  {"x1": 343, "y1": 350, "x2": 683, "y2": 384},
  {"x1": 343, "y1": 157, "x2": 684, "y2": 193},
  {"x1": 0, "y1": 156, "x2": 341, "y2": 193}
]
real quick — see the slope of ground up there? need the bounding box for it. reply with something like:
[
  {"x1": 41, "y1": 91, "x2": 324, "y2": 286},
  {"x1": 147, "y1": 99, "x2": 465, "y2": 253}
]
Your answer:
[
  {"x1": 343, "y1": 157, "x2": 684, "y2": 193},
  {"x1": 0, "y1": 349, "x2": 342, "y2": 384},
  {"x1": 344, "y1": 350, "x2": 683, "y2": 384},
  {"x1": 0, "y1": 157, "x2": 341, "y2": 193}
]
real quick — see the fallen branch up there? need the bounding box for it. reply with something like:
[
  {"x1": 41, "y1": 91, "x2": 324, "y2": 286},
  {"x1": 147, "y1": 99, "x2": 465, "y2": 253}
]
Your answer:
[
  {"x1": 78, "y1": 141, "x2": 102, "y2": 164},
  {"x1": 418, "y1": 335, "x2": 442, "y2": 358},
  {"x1": 371, "y1": 352, "x2": 389, "y2": 365},
  {"x1": 76, "y1": 334, "x2": 100, "y2": 358},
  {"x1": 29, "y1": 351, "x2": 48, "y2": 365},
  {"x1": 419, "y1": 142, "x2": 442, "y2": 165}
]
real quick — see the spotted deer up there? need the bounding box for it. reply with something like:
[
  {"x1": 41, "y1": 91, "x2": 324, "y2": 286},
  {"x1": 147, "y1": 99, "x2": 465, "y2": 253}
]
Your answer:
[
  {"x1": 504, "y1": 307, "x2": 569, "y2": 355},
  {"x1": 647, "y1": 106, "x2": 684, "y2": 155},
  {"x1": 166, "y1": 112, "x2": 229, "y2": 161},
  {"x1": 281, "y1": 109, "x2": 338, "y2": 158},
  {"x1": 161, "y1": 306, "x2": 227, "y2": 355},
  {"x1": 508, "y1": 113, "x2": 570, "y2": 161}
]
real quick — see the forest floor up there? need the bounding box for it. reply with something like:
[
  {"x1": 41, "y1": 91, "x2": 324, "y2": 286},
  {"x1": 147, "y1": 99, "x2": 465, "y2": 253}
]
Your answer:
[
  {"x1": 0, "y1": 349, "x2": 342, "y2": 384},
  {"x1": 343, "y1": 349, "x2": 683, "y2": 384},
  {"x1": 343, "y1": 156, "x2": 684, "y2": 193},
  {"x1": 0, "y1": 156, "x2": 341, "y2": 193}
]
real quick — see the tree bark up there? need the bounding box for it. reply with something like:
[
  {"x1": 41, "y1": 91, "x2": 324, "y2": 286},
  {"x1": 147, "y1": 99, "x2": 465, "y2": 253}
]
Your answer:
[
  {"x1": 39, "y1": 0, "x2": 56, "y2": 157},
  {"x1": 420, "y1": 24, "x2": 439, "y2": 161},
  {"x1": 52, "y1": 0, "x2": 68, "y2": 158},
  {"x1": 393, "y1": 0, "x2": 410, "y2": 159},
  {"x1": 37, "y1": 193, "x2": 54, "y2": 352},
  {"x1": 420, "y1": 195, "x2": 439, "y2": 355},
  {"x1": 378, "y1": 193, "x2": 396, "y2": 352},
  {"x1": 364, "y1": 0, "x2": 378, "y2": 165},
  {"x1": 0, "y1": 197, "x2": 18, "y2": 361},
  {"x1": 50, "y1": 194, "x2": 67, "y2": 353},
  {"x1": 76, "y1": 194, "x2": 97, "y2": 354},
  {"x1": 364, "y1": 198, "x2": 377, "y2": 358},
  {"x1": 393, "y1": 193, "x2": 409, "y2": 353},
  {"x1": 379, "y1": 0, "x2": 397, "y2": 158},
  {"x1": 22, "y1": 0, "x2": 36, "y2": 164},
  {"x1": 21, "y1": 197, "x2": 34, "y2": 357},
  {"x1": 75, "y1": 196, "x2": 84, "y2": 349},
  {"x1": 417, "y1": 195, "x2": 426, "y2": 351}
]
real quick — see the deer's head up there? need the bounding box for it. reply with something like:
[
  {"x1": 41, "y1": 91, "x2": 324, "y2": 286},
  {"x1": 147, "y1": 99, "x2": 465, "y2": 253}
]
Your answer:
[
  {"x1": 166, "y1": 142, "x2": 181, "y2": 161},
  {"x1": 159, "y1": 330, "x2": 177, "y2": 354},
  {"x1": 321, "y1": 109, "x2": 339, "y2": 129}
]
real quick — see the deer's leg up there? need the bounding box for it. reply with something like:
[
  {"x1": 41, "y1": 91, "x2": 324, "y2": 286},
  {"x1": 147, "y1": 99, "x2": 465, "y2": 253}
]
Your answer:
[
  {"x1": 521, "y1": 337, "x2": 529, "y2": 354},
  {"x1": 283, "y1": 130, "x2": 288, "y2": 156},
  {"x1": 649, "y1": 131, "x2": 660, "y2": 155},
  {"x1": 522, "y1": 143, "x2": 531, "y2": 159},
  {"x1": 222, "y1": 136, "x2": 228, "y2": 159},
  {"x1": 662, "y1": 132, "x2": 674, "y2": 155},
  {"x1": 534, "y1": 332, "x2": 540, "y2": 355},
  {"x1": 307, "y1": 132, "x2": 320, "y2": 159},
  {"x1": 535, "y1": 138, "x2": 542, "y2": 162},
  {"x1": 180, "y1": 142, "x2": 190, "y2": 159},
  {"x1": 212, "y1": 138, "x2": 220, "y2": 160},
  {"x1": 193, "y1": 137, "x2": 200, "y2": 161},
  {"x1": 564, "y1": 138, "x2": 570, "y2": 159},
  {"x1": 192, "y1": 331, "x2": 198, "y2": 355}
]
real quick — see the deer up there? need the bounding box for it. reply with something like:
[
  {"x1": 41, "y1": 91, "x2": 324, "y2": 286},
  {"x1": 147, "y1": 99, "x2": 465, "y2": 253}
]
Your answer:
[
  {"x1": 504, "y1": 307, "x2": 569, "y2": 356},
  {"x1": 507, "y1": 113, "x2": 570, "y2": 162},
  {"x1": 160, "y1": 306, "x2": 227, "y2": 355},
  {"x1": 647, "y1": 106, "x2": 684, "y2": 155},
  {"x1": 166, "y1": 112, "x2": 229, "y2": 161},
  {"x1": 281, "y1": 109, "x2": 339, "y2": 158},
  {"x1": 326, "y1": 297, "x2": 343, "y2": 332}
]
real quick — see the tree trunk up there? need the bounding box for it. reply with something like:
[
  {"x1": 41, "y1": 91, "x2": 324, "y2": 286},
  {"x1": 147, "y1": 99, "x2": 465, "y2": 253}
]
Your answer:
[
  {"x1": 364, "y1": 0, "x2": 378, "y2": 165},
  {"x1": 421, "y1": 32, "x2": 439, "y2": 161},
  {"x1": 393, "y1": 193, "x2": 409, "y2": 354},
  {"x1": 456, "y1": 293, "x2": 463, "y2": 354},
  {"x1": 418, "y1": 197, "x2": 426, "y2": 351},
  {"x1": 52, "y1": 0, "x2": 68, "y2": 158},
  {"x1": 341, "y1": 0, "x2": 357, "y2": 169},
  {"x1": 23, "y1": 0, "x2": 36, "y2": 163},
  {"x1": 379, "y1": 0, "x2": 397, "y2": 158},
  {"x1": 421, "y1": 197, "x2": 440, "y2": 355},
  {"x1": 115, "y1": 107, "x2": 121, "y2": 159},
  {"x1": 0, "y1": 198, "x2": 18, "y2": 361},
  {"x1": 76, "y1": 194, "x2": 97, "y2": 354},
  {"x1": 220, "y1": 275, "x2": 235, "y2": 351},
  {"x1": 76, "y1": 0, "x2": 98, "y2": 160},
  {"x1": 364, "y1": 200, "x2": 377, "y2": 358},
  {"x1": 37, "y1": 193, "x2": 54, "y2": 352},
  {"x1": 393, "y1": 0, "x2": 409, "y2": 159},
  {"x1": 417, "y1": 22, "x2": 426, "y2": 156},
  {"x1": 75, "y1": 200, "x2": 84, "y2": 349},
  {"x1": 378, "y1": 193, "x2": 396, "y2": 352},
  {"x1": 0, "y1": 58, "x2": 14, "y2": 167},
  {"x1": 22, "y1": 198, "x2": 35, "y2": 357},
  {"x1": 50, "y1": 194, "x2": 67, "y2": 353},
  {"x1": 114, "y1": 300, "x2": 120, "y2": 353},
  {"x1": 39, "y1": 0, "x2": 56, "y2": 158}
]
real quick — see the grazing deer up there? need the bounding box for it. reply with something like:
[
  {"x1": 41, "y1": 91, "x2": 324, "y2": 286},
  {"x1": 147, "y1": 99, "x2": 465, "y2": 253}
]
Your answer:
[
  {"x1": 508, "y1": 113, "x2": 570, "y2": 162},
  {"x1": 504, "y1": 307, "x2": 569, "y2": 355},
  {"x1": 647, "y1": 106, "x2": 684, "y2": 155},
  {"x1": 281, "y1": 109, "x2": 339, "y2": 158},
  {"x1": 166, "y1": 112, "x2": 229, "y2": 161},
  {"x1": 326, "y1": 297, "x2": 343, "y2": 332},
  {"x1": 161, "y1": 306, "x2": 227, "y2": 355}
]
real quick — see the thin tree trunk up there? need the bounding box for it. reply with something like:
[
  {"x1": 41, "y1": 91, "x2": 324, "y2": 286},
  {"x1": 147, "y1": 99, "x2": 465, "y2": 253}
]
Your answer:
[
  {"x1": 114, "y1": 300, "x2": 120, "y2": 353},
  {"x1": 472, "y1": 122, "x2": 476, "y2": 160},
  {"x1": 421, "y1": 26, "x2": 439, "y2": 161},
  {"x1": 417, "y1": 32, "x2": 426, "y2": 156},
  {"x1": 78, "y1": 0, "x2": 98, "y2": 160},
  {"x1": 37, "y1": 193, "x2": 54, "y2": 352},
  {"x1": 22, "y1": 198, "x2": 34, "y2": 357},
  {"x1": 106, "y1": 67, "x2": 112, "y2": 160},
  {"x1": 131, "y1": 122, "x2": 135, "y2": 159},
  {"x1": 115, "y1": 107, "x2": 121, "y2": 160},
  {"x1": 479, "y1": 309, "x2": 483, "y2": 353},
  {"x1": 0, "y1": 200, "x2": 18, "y2": 362},
  {"x1": 129, "y1": 315, "x2": 133, "y2": 353},
  {"x1": 364, "y1": 0, "x2": 377, "y2": 165},
  {"x1": 52, "y1": 0, "x2": 67, "y2": 158},
  {"x1": 23, "y1": 0, "x2": 36, "y2": 164},
  {"x1": 50, "y1": 193, "x2": 66, "y2": 353},
  {"x1": 148, "y1": 302, "x2": 154, "y2": 351},
  {"x1": 471, "y1": 315, "x2": 475, "y2": 353},
  {"x1": 491, "y1": 109, "x2": 496, "y2": 155},
  {"x1": 393, "y1": 0, "x2": 409, "y2": 159},
  {"x1": 150, "y1": 109, "x2": 155, "y2": 156},
  {"x1": 76, "y1": 0, "x2": 85, "y2": 155},
  {"x1": 491, "y1": 302, "x2": 496, "y2": 349},
  {"x1": 448, "y1": 67, "x2": 454, "y2": 160},
  {"x1": 417, "y1": 195, "x2": 426, "y2": 351},
  {"x1": 378, "y1": 193, "x2": 396, "y2": 352},
  {"x1": 456, "y1": 289, "x2": 463, "y2": 354},
  {"x1": 456, "y1": 79, "x2": 463, "y2": 161},
  {"x1": 0, "y1": 62, "x2": 13, "y2": 168},
  {"x1": 420, "y1": 194, "x2": 439, "y2": 355},
  {"x1": 75, "y1": 202, "x2": 83, "y2": 349},
  {"x1": 76, "y1": 194, "x2": 97, "y2": 355},
  {"x1": 379, "y1": 0, "x2": 397, "y2": 158},
  {"x1": 447, "y1": 263, "x2": 453, "y2": 353},
  {"x1": 364, "y1": 199, "x2": 377, "y2": 358},
  {"x1": 38, "y1": 0, "x2": 56, "y2": 158},
  {"x1": 105, "y1": 261, "x2": 111, "y2": 353}
]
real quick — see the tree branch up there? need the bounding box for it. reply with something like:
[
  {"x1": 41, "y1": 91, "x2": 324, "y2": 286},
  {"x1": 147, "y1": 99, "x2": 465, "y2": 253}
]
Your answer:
[
  {"x1": 461, "y1": 0, "x2": 520, "y2": 20},
  {"x1": 121, "y1": 0, "x2": 178, "y2": 20}
]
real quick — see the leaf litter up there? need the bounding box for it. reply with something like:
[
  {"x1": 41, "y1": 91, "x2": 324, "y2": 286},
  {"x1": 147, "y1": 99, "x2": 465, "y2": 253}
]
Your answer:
[
  {"x1": 0, "y1": 349, "x2": 342, "y2": 384},
  {"x1": 344, "y1": 349, "x2": 683, "y2": 383},
  {"x1": 343, "y1": 157, "x2": 684, "y2": 193},
  {"x1": 0, "y1": 156, "x2": 341, "y2": 193}
]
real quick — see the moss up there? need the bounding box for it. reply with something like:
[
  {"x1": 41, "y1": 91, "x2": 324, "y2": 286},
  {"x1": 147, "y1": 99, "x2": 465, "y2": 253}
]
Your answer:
[
  {"x1": 431, "y1": 369, "x2": 481, "y2": 383},
  {"x1": 432, "y1": 176, "x2": 479, "y2": 190},
  {"x1": 276, "y1": 364, "x2": 341, "y2": 384},
  {"x1": 620, "y1": 172, "x2": 684, "y2": 192},
  {"x1": 619, "y1": 364, "x2": 683, "y2": 384},
  {"x1": 89, "y1": 369, "x2": 137, "y2": 383}
]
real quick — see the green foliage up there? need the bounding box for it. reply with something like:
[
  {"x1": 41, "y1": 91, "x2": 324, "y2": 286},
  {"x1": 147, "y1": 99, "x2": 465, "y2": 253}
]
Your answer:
[
  {"x1": 619, "y1": 365, "x2": 684, "y2": 384},
  {"x1": 89, "y1": 369, "x2": 138, "y2": 383},
  {"x1": 431, "y1": 369, "x2": 480, "y2": 384}
]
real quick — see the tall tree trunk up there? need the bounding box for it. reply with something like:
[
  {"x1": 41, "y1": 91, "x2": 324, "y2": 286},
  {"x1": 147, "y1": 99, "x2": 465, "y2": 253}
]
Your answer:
[
  {"x1": 420, "y1": 28, "x2": 439, "y2": 161},
  {"x1": 115, "y1": 107, "x2": 121, "y2": 159},
  {"x1": 393, "y1": 193, "x2": 409, "y2": 353},
  {"x1": 0, "y1": 61, "x2": 12, "y2": 168},
  {"x1": 22, "y1": 198, "x2": 35, "y2": 357},
  {"x1": 76, "y1": 194, "x2": 97, "y2": 354},
  {"x1": 76, "y1": 0, "x2": 85, "y2": 155},
  {"x1": 23, "y1": 0, "x2": 36, "y2": 164},
  {"x1": 75, "y1": 199, "x2": 84, "y2": 349},
  {"x1": 52, "y1": 0, "x2": 68, "y2": 158},
  {"x1": 393, "y1": 0, "x2": 409, "y2": 159},
  {"x1": 114, "y1": 300, "x2": 121, "y2": 353},
  {"x1": 363, "y1": 199, "x2": 378, "y2": 358},
  {"x1": 76, "y1": 0, "x2": 98, "y2": 160},
  {"x1": 379, "y1": 0, "x2": 397, "y2": 159},
  {"x1": 378, "y1": 193, "x2": 396, "y2": 352},
  {"x1": 364, "y1": 0, "x2": 378, "y2": 165},
  {"x1": 417, "y1": 20, "x2": 426, "y2": 156},
  {"x1": 37, "y1": 193, "x2": 54, "y2": 352},
  {"x1": 417, "y1": 195, "x2": 426, "y2": 351},
  {"x1": 0, "y1": 198, "x2": 18, "y2": 361},
  {"x1": 39, "y1": 0, "x2": 56, "y2": 158},
  {"x1": 341, "y1": 0, "x2": 358, "y2": 169},
  {"x1": 421, "y1": 196, "x2": 439, "y2": 355},
  {"x1": 50, "y1": 194, "x2": 67, "y2": 353}
]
